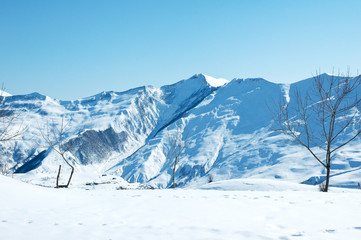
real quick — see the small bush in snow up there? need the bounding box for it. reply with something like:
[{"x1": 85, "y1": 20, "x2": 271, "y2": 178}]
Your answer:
[
  {"x1": 0, "y1": 162, "x2": 10, "y2": 176},
  {"x1": 208, "y1": 175, "x2": 214, "y2": 183},
  {"x1": 319, "y1": 182, "x2": 326, "y2": 192}
]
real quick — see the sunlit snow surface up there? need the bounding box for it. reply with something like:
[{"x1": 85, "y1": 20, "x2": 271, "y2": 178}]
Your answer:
[{"x1": 2, "y1": 176, "x2": 361, "y2": 240}]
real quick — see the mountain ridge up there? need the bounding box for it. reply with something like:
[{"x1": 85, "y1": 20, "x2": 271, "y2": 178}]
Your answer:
[{"x1": 1, "y1": 73, "x2": 361, "y2": 189}]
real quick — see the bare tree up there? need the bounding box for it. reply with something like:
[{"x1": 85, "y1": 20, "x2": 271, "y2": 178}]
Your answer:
[
  {"x1": 274, "y1": 71, "x2": 361, "y2": 192},
  {"x1": 0, "y1": 162, "x2": 10, "y2": 176},
  {"x1": 0, "y1": 85, "x2": 26, "y2": 175},
  {"x1": 39, "y1": 117, "x2": 75, "y2": 188},
  {"x1": 164, "y1": 120, "x2": 188, "y2": 188},
  {"x1": 0, "y1": 85, "x2": 26, "y2": 142}
]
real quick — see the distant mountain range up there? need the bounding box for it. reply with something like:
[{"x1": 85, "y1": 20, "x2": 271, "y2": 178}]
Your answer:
[{"x1": 1, "y1": 73, "x2": 361, "y2": 188}]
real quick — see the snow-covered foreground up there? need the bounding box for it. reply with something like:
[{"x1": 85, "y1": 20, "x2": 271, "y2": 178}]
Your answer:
[{"x1": 1, "y1": 176, "x2": 361, "y2": 240}]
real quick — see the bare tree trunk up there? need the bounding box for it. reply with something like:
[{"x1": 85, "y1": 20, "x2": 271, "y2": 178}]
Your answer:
[
  {"x1": 60, "y1": 153, "x2": 74, "y2": 188},
  {"x1": 66, "y1": 166, "x2": 74, "y2": 188},
  {"x1": 324, "y1": 151, "x2": 331, "y2": 192},
  {"x1": 56, "y1": 165, "x2": 61, "y2": 188},
  {"x1": 172, "y1": 164, "x2": 176, "y2": 188},
  {"x1": 324, "y1": 166, "x2": 330, "y2": 192}
]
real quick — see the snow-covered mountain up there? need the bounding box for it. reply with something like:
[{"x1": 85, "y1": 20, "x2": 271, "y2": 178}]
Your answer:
[{"x1": 1, "y1": 73, "x2": 361, "y2": 188}]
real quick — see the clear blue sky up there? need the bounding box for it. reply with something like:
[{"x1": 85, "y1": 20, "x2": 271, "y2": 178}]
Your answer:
[{"x1": 1, "y1": 0, "x2": 360, "y2": 100}]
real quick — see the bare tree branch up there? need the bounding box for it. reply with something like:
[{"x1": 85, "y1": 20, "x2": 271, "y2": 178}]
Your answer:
[
  {"x1": 0, "y1": 87, "x2": 27, "y2": 142},
  {"x1": 164, "y1": 120, "x2": 188, "y2": 188},
  {"x1": 272, "y1": 71, "x2": 361, "y2": 192},
  {"x1": 39, "y1": 116, "x2": 75, "y2": 188}
]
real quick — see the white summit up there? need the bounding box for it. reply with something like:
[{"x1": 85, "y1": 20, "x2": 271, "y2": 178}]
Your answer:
[
  {"x1": 0, "y1": 90, "x2": 12, "y2": 97},
  {"x1": 202, "y1": 73, "x2": 229, "y2": 87}
]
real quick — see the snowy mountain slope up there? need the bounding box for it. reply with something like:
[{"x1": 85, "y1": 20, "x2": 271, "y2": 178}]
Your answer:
[
  {"x1": 107, "y1": 78, "x2": 307, "y2": 187},
  {"x1": 146, "y1": 73, "x2": 227, "y2": 139},
  {"x1": 1, "y1": 73, "x2": 361, "y2": 189},
  {"x1": 108, "y1": 78, "x2": 283, "y2": 185},
  {"x1": 108, "y1": 75, "x2": 361, "y2": 188},
  {"x1": 0, "y1": 74, "x2": 227, "y2": 184},
  {"x1": 1, "y1": 88, "x2": 161, "y2": 169}
]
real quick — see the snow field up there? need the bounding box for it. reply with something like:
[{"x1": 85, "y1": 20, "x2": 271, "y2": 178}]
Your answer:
[{"x1": 1, "y1": 176, "x2": 361, "y2": 240}]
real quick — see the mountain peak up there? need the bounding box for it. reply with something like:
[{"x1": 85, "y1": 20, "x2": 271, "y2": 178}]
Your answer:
[
  {"x1": 314, "y1": 72, "x2": 347, "y2": 79},
  {"x1": 231, "y1": 77, "x2": 273, "y2": 85},
  {"x1": 0, "y1": 90, "x2": 12, "y2": 97},
  {"x1": 191, "y1": 73, "x2": 229, "y2": 87}
]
